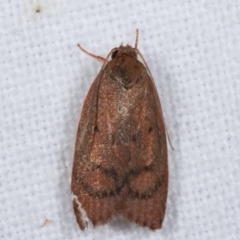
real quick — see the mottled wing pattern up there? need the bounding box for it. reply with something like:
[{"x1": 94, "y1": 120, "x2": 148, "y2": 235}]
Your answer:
[
  {"x1": 71, "y1": 71, "x2": 121, "y2": 229},
  {"x1": 71, "y1": 54, "x2": 168, "y2": 230},
  {"x1": 120, "y1": 74, "x2": 168, "y2": 230}
]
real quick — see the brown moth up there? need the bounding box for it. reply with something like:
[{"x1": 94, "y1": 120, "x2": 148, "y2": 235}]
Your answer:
[{"x1": 71, "y1": 29, "x2": 168, "y2": 230}]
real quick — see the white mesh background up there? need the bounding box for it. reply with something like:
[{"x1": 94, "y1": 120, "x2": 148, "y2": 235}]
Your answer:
[{"x1": 0, "y1": 1, "x2": 239, "y2": 239}]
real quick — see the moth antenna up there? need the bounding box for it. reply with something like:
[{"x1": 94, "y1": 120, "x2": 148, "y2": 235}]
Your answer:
[
  {"x1": 135, "y1": 29, "x2": 139, "y2": 49},
  {"x1": 135, "y1": 48, "x2": 174, "y2": 150},
  {"x1": 77, "y1": 44, "x2": 107, "y2": 63}
]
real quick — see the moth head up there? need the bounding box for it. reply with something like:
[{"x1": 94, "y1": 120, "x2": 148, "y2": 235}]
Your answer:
[{"x1": 111, "y1": 45, "x2": 137, "y2": 59}]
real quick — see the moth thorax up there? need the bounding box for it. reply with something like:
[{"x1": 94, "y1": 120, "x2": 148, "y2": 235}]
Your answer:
[{"x1": 111, "y1": 45, "x2": 137, "y2": 59}]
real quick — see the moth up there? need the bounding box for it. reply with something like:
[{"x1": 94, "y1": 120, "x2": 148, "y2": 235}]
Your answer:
[{"x1": 71, "y1": 29, "x2": 168, "y2": 230}]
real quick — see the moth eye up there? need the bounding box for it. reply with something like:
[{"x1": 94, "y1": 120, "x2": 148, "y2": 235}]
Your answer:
[
  {"x1": 94, "y1": 125, "x2": 98, "y2": 132},
  {"x1": 111, "y1": 50, "x2": 118, "y2": 59},
  {"x1": 148, "y1": 127, "x2": 153, "y2": 133}
]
